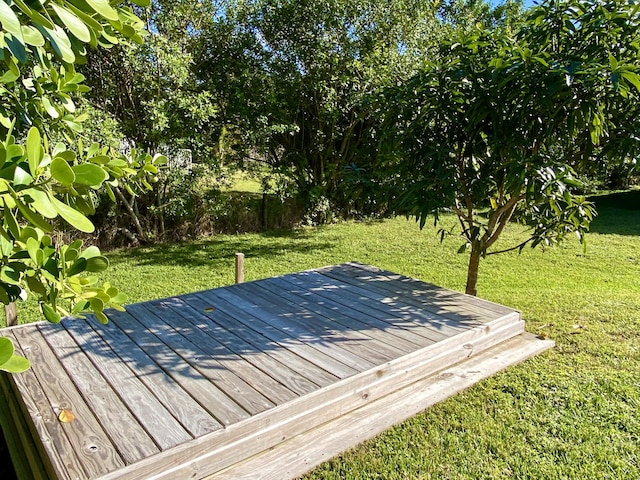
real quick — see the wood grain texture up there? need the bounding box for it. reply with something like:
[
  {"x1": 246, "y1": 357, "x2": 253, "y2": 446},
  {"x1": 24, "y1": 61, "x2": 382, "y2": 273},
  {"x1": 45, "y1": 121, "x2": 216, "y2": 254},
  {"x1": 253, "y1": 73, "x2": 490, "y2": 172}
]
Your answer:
[
  {"x1": 210, "y1": 333, "x2": 554, "y2": 480},
  {"x1": 82, "y1": 316, "x2": 222, "y2": 437},
  {"x1": 0, "y1": 263, "x2": 548, "y2": 480},
  {"x1": 38, "y1": 323, "x2": 160, "y2": 462},
  {"x1": 61, "y1": 319, "x2": 193, "y2": 450},
  {"x1": 11, "y1": 325, "x2": 125, "y2": 477}
]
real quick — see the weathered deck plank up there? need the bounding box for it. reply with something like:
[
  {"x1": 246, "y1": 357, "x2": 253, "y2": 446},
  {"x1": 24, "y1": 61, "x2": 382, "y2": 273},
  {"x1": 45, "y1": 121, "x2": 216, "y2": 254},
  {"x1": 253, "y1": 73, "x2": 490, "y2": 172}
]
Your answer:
[
  {"x1": 106, "y1": 309, "x2": 250, "y2": 426},
  {"x1": 0, "y1": 263, "x2": 553, "y2": 480},
  {"x1": 59, "y1": 319, "x2": 194, "y2": 450},
  {"x1": 10, "y1": 326, "x2": 126, "y2": 477},
  {"x1": 156, "y1": 296, "x2": 322, "y2": 396},
  {"x1": 211, "y1": 332, "x2": 554, "y2": 480},
  {"x1": 76, "y1": 316, "x2": 222, "y2": 438}
]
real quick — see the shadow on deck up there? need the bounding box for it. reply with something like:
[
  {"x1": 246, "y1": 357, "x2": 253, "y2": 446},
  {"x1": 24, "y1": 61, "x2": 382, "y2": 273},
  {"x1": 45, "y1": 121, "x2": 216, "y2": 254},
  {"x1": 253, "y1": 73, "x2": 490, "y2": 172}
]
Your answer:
[{"x1": 0, "y1": 263, "x2": 553, "y2": 480}]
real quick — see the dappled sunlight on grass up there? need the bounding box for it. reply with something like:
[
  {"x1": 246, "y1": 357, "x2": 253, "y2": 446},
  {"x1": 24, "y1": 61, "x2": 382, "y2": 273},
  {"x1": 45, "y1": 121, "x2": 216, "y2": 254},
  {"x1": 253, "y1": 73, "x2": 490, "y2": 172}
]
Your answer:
[{"x1": 4, "y1": 191, "x2": 639, "y2": 479}]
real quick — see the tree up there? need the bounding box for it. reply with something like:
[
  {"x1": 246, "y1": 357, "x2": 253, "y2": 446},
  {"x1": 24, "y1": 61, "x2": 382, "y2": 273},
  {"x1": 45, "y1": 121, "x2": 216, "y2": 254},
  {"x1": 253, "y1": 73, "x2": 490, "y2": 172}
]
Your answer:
[
  {"x1": 366, "y1": 0, "x2": 640, "y2": 296},
  {"x1": 195, "y1": 0, "x2": 443, "y2": 215},
  {"x1": 0, "y1": 0, "x2": 161, "y2": 371}
]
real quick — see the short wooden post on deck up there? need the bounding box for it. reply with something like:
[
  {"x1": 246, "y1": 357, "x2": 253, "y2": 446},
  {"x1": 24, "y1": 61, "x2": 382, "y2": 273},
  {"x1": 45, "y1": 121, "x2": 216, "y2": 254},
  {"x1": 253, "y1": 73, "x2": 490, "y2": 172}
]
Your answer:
[
  {"x1": 5, "y1": 302, "x2": 17, "y2": 327},
  {"x1": 235, "y1": 253, "x2": 245, "y2": 284}
]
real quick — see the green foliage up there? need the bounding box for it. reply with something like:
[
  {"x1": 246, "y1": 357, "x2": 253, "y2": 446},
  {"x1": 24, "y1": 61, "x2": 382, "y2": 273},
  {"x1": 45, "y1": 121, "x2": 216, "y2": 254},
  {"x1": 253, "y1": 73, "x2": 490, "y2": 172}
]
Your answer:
[
  {"x1": 195, "y1": 0, "x2": 443, "y2": 210},
  {"x1": 0, "y1": 1, "x2": 163, "y2": 326},
  {"x1": 0, "y1": 336, "x2": 28, "y2": 373},
  {"x1": 367, "y1": 0, "x2": 639, "y2": 295}
]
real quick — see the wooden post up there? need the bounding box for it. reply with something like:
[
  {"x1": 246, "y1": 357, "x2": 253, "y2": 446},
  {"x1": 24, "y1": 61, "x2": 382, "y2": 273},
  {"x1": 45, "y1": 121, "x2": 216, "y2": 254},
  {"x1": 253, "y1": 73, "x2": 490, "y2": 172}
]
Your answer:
[
  {"x1": 5, "y1": 302, "x2": 17, "y2": 327},
  {"x1": 235, "y1": 253, "x2": 244, "y2": 284}
]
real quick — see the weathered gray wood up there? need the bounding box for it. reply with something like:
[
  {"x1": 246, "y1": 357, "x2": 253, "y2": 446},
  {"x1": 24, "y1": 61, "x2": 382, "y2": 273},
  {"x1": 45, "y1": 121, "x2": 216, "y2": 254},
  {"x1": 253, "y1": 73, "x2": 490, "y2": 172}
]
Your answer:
[
  {"x1": 100, "y1": 310, "x2": 524, "y2": 480},
  {"x1": 82, "y1": 316, "x2": 222, "y2": 438},
  {"x1": 338, "y1": 262, "x2": 515, "y2": 316},
  {"x1": 212, "y1": 285, "x2": 379, "y2": 373},
  {"x1": 61, "y1": 319, "x2": 193, "y2": 450},
  {"x1": 128, "y1": 302, "x2": 288, "y2": 411},
  {"x1": 317, "y1": 265, "x2": 495, "y2": 322},
  {"x1": 260, "y1": 276, "x2": 423, "y2": 353},
  {"x1": 106, "y1": 309, "x2": 250, "y2": 427},
  {"x1": 5, "y1": 302, "x2": 17, "y2": 327},
  {"x1": 235, "y1": 253, "x2": 244, "y2": 284},
  {"x1": 178, "y1": 293, "x2": 338, "y2": 390},
  {"x1": 38, "y1": 323, "x2": 161, "y2": 462},
  {"x1": 210, "y1": 333, "x2": 554, "y2": 480},
  {"x1": 195, "y1": 289, "x2": 359, "y2": 379},
  {"x1": 302, "y1": 268, "x2": 481, "y2": 331},
  {"x1": 285, "y1": 271, "x2": 461, "y2": 341},
  {"x1": 146, "y1": 298, "x2": 302, "y2": 403},
  {"x1": 11, "y1": 326, "x2": 126, "y2": 477},
  {"x1": 238, "y1": 281, "x2": 400, "y2": 365},
  {"x1": 0, "y1": 372, "x2": 50, "y2": 480}
]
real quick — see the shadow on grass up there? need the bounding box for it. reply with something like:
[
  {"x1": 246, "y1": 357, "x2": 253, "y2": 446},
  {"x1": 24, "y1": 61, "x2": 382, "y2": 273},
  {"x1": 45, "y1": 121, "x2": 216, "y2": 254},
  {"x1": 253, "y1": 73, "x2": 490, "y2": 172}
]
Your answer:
[
  {"x1": 589, "y1": 190, "x2": 640, "y2": 236},
  {"x1": 107, "y1": 230, "x2": 335, "y2": 268}
]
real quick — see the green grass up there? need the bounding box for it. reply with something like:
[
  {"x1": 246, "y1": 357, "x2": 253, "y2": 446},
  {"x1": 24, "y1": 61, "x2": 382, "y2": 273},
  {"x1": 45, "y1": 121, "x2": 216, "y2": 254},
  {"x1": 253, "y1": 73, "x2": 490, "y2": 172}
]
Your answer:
[
  {"x1": 4, "y1": 191, "x2": 640, "y2": 479},
  {"x1": 221, "y1": 169, "x2": 263, "y2": 193}
]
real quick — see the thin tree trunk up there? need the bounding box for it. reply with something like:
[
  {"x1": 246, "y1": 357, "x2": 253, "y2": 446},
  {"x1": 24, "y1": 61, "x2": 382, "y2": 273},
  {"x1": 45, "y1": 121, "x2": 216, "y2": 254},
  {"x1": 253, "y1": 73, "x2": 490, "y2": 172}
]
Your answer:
[
  {"x1": 114, "y1": 186, "x2": 147, "y2": 240},
  {"x1": 465, "y1": 244, "x2": 481, "y2": 296}
]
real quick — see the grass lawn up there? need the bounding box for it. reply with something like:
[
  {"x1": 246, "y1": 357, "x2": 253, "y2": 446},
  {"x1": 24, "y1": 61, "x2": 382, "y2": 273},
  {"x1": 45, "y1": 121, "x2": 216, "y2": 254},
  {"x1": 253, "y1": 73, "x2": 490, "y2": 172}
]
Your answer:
[{"x1": 2, "y1": 190, "x2": 639, "y2": 479}]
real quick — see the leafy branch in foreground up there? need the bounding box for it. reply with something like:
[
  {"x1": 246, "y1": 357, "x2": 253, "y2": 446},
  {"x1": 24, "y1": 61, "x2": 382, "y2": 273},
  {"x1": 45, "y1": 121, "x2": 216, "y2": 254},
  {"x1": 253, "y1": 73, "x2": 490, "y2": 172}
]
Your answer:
[{"x1": 0, "y1": 0, "x2": 162, "y2": 370}]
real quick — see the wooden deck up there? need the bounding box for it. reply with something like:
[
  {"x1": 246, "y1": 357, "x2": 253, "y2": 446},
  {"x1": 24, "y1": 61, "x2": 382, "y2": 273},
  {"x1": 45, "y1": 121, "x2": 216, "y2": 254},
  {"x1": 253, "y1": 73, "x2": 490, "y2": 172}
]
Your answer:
[{"x1": 0, "y1": 263, "x2": 553, "y2": 479}]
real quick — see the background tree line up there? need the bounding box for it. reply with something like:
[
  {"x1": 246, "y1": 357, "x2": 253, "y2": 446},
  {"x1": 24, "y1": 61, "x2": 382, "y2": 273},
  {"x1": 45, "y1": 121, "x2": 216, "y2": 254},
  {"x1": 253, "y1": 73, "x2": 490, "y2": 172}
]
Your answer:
[{"x1": 0, "y1": 0, "x2": 638, "y2": 369}]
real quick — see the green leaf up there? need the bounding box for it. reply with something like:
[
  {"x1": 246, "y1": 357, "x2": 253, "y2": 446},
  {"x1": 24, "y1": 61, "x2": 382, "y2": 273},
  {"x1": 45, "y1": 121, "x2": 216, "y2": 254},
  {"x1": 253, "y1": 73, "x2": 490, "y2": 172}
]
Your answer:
[
  {"x1": 24, "y1": 189, "x2": 57, "y2": 218},
  {"x1": 79, "y1": 245, "x2": 101, "y2": 259},
  {"x1": 0, "y1": 1, "x2": 22, "y2": 37},
  {"x1": 4, "y1": 207, "x2": 21, "y2": 239},
  {"x1": 26, "y1": 127, "x2": 43, "y2": 176},
  {"x1": 85, "y1": 256, "x2": 108, "y2": 272},
  {"x1": 21, "y1": 25, "x2": 45, "y2": 47},
  {"x1": 94, "y1": 310, "x2": 108, "y2": 324},
  {"x1": 50, "y1": 195, "x2": 95, "y2": 233},
  {"x1": 15, "y1": 198, "x2": 54, "y2": 233},
  {"x1": 42, "y1": 303, "x2": 61, "y2": 323},
  {"x1": 13, "y1": 0, "x2": 54, "y2": 30},
  {"x1": 26, "y1": 237, "x2": 40, "y2": 263},
  {"x1": 66, "y1": 257, "x2": 87, "y2": 276},
  {"x1": 50, "y1": 157, "x2": 76, "y2": 185},
  {"x1": 65, "y1": 4, "x2": 104, "y2": 33},
  {"x1": 5, "y1": 33, "x2": 28, "y2": 64},
  {"x1": 0, "y1": 234, "x2": 13, "y2": 257},
  {"x1": 0, "y1": 337, "x2": 14, "y2": 366},
  {"x1": 621, "y1": 71, "x2": 640, "y2": 93},
  {"x1": 86, "y1": 0, "x2": 119, "y2": 21},
  {"x1": 50, "y1": 4, "x2": 91, "y2": 43},
  {"x1": 41, "y1": 25, "x2": 75, "y2": 63},
  {"x1": 72, "y1": 163, "x2": 108, "y2": 186},
  {"x1": 13, "y1": 165, "x2": 33, "y2": 186},
  {"x1": 0, "y1": 354, "x2": 30, "y2": 373},
  {"x1": 42, "y1": 96, "x2": 60, "y2": 119}
]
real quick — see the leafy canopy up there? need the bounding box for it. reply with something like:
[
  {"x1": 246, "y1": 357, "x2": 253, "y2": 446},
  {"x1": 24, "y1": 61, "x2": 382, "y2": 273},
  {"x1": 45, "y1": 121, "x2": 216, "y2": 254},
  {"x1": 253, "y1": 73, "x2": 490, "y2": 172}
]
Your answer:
[
  {"x1": 0, "y1": 0, "x2": 162, "y2": 371},
  {"x1": 368, "y1": 0, "x2": 640, "y2": 295}
]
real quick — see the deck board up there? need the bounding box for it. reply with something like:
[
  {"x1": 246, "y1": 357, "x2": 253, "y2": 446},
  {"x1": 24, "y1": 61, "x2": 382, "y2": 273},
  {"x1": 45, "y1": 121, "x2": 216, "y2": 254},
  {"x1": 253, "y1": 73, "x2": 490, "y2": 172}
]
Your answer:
[{"x1": 0, "y1": 263, "x2": 553, "y2": 480}]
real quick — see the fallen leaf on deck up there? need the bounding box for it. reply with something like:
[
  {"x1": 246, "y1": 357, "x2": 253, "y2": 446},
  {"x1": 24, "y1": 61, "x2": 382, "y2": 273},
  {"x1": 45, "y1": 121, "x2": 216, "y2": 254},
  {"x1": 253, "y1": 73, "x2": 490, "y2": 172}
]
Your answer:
[
  {"x1": 58, "y1": 408, "x2": 76, "y2": 423},
  {"x1": 203, "y1": 306, "x2": 216, "y2": 313}
]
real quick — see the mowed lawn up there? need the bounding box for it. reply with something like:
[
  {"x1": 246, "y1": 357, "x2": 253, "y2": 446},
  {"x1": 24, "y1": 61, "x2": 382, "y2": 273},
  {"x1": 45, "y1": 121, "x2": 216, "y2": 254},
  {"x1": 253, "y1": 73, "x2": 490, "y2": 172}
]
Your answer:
[{"x1": 6, "y1": 190, "x2": 640, "y2": 479}]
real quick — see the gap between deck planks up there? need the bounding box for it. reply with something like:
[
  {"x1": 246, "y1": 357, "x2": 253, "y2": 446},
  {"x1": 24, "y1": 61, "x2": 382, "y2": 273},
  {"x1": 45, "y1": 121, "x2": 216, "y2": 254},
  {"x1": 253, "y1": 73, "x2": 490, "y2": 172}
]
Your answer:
[{"x1": 0, "y1": 263, "x2": 553, "y2": 480}]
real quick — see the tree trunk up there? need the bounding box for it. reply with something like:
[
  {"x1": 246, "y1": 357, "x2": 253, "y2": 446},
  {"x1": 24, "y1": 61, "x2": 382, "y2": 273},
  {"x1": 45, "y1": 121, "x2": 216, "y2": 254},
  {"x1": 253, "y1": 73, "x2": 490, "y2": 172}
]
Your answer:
[
  {"x1": 465, "y1": 244, "x2": 481, "y2": 296},
  {"x1": 113, "y1": 187, "x2": 147, "y2": 241}
]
